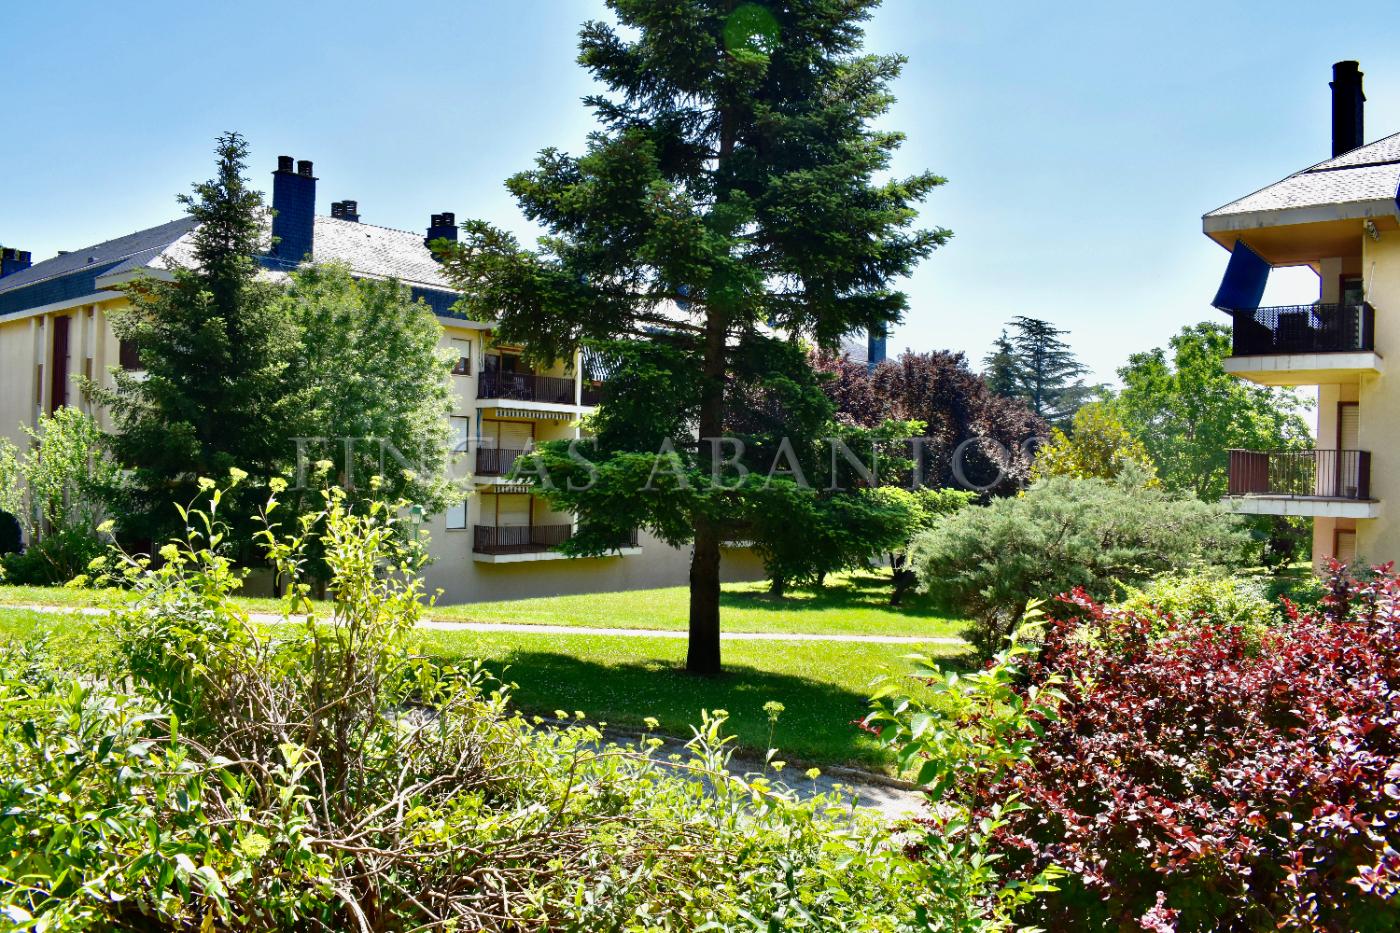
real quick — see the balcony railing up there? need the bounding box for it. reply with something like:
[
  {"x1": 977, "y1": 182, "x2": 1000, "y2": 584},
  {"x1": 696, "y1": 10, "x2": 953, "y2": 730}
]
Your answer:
[
  {"x1": 1230, "y1": 304, "x2": 1374, "y2": 357},
  {"x1": 1228, "y1": 448, "x2": 1372, "y2": 500},
  {"x1": 473, "y1": 523, "x2": 573, "y2": 555},
  {"x1": 471, "y1": 524, "x2": 638, "y2": 555},
  {"x1": 580, "y1": 381, "x2": 606, "y2": 406},
  {"x1": 477, "y1": 372, "x2": 576, "y2": 405},
  {"x1": 475, "y1": 447, "x2": 528, "y2": 476}
]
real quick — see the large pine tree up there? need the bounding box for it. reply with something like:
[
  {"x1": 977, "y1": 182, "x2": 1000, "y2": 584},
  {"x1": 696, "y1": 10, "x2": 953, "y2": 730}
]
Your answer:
[
  {"x1": 983, "y1": 316, "x2": 1093, "y2": 426},
  {"x1": 99, "y1": 133, "x2": 297, "y2": 551},
  {"x1": 442, "y1": 0, "x2": 947, "y2": 673}
]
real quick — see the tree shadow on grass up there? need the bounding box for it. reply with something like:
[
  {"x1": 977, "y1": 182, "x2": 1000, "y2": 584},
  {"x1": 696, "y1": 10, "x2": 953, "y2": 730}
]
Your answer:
[
  {"x1": 479, "y1": 647, "x2": 978, "y2": 772},
  {"x1": 719, "y1": 571, "x2": 964, "y2": 623}
]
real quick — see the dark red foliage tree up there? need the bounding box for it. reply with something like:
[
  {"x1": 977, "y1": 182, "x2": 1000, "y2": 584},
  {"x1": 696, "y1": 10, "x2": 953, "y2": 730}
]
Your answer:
[
  {"x1": 815, "y1": 350, "x2": 1046, "y2": 493},
  {"x1": 979, "y1": 565, "x2": 1400, "y2": 931}
]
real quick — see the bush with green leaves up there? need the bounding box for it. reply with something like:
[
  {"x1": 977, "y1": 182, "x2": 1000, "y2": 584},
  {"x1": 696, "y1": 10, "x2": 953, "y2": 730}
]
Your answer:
[
  {"x1": 911, "y1": 469, "x2": 1247, "y2": 656},
  {"x1": 864, "y1": 604, "x2": 1067, "y2": 927},
  {"x1": 0, "y1": 407, "x2": 115, "y2": 586},
  {"x1": 1117, "y1": 569, "x2": 1274, "y2": 643},
  {"x1": 0, "y1": 474, "x2": 1053, "y2": 931}
]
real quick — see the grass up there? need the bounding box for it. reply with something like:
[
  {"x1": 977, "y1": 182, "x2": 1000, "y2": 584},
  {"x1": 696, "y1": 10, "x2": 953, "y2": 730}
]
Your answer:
[
  {"x1": 0, "y1": 572, "x2": 971, "y2": 640},
  {"x1": 0, "y1": 604, "x2": 967, "y2": 773}
]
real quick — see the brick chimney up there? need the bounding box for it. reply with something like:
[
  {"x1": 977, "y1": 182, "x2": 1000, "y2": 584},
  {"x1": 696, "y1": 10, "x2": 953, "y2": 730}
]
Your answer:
[
  {"x1": 0, "y1": 247, "x2": 32, "y2": 279},
  {"x1": 270, "y1": 155, "x2": 317, "y2": 264},
  {"x1": 331, "y1": 200, "x2": 360, "y2": 222},
  {"x1": 1330, "y1": 61, "x2": 1365, "y2": 157}
]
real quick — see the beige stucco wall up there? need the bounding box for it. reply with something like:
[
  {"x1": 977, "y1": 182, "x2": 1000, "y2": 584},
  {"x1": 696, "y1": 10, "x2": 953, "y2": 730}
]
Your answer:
[{"x1": 1352, "y1": 233, "x2": 1400, "y2": 565}]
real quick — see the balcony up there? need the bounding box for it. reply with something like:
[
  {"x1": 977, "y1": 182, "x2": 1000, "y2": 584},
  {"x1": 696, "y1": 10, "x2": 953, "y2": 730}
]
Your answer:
[
  {"x1": 473, "y1": 523, "x2": 573, "y2": 555},
  {"x1": 1227, "y1": 448, "x2": 1380, "y2": 519},
  {"x1": 471, "y1": 525, "x2": 639, "y2": 562},
  {"x1": 477, "y1": 372, "x2": 576, "y2": 405},
  {"x1": 475, "y1": 447, "x2": 527, "y2": 477},
  {"x1": 580, "y1": 381, "x2": 606, "y2": 406},
  {"x1": 1225, "y1": 304, "x2": 1382, "y2": 386}
]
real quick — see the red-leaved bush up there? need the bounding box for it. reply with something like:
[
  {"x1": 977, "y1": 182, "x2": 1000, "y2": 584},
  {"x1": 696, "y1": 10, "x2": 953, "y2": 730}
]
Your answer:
[{"x1": 981, "y1": 564, "x2": 1400, "y2": 932}]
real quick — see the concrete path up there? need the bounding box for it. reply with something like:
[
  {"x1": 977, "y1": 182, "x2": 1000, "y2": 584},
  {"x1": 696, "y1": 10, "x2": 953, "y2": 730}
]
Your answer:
[{"x1": 3, "y1": 603, "x2": 965, "y2": 646}]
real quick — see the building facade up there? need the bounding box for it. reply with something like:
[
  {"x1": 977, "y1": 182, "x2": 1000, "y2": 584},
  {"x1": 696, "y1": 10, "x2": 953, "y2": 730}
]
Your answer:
[
  {"x1": 0, "y1": 156, "x2": 763, "y2": 602},
  {"x1": 1206, "y1": 62, "x2": 1397, "y2": 570}
]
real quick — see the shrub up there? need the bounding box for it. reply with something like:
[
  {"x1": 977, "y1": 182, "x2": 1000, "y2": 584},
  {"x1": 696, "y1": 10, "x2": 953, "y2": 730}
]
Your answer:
[
  {"x1": 910, "y1": 471, "x2": 1247, "y2": 656},
  {"x1": 2, "y1": 476, "x2": 991, "y2": 931},
  {"x1": 0, "y1": 525, "x2": 106, "y2": 586},
  {"x1": 864, "y1": 604, "x2": 1067, "y2": 928},
  {"x1": 1115, "y1": 569, "x2": 1274, "y2": 647},
  {"x1": 973, "y1": 568, "x2": 1400, "y2": 931}
]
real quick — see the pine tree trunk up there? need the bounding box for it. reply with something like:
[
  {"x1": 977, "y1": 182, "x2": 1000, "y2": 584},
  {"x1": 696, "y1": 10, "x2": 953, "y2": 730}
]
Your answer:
[
  {"x1": 688, "y1": 518, "x2": 722, "y2": 674},
  {"x1": 687, "y1": 303, "x2": 728, "y2": 675}
]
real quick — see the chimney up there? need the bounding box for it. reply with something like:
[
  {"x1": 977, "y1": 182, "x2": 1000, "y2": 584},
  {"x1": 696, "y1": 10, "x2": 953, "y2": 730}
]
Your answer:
[
  {"x1": 331, "y1": 200, "x2": 360, "y2": 222},
  {"x1": 1330, "y1": 61, "x2": 1365, "y2": 157},
  {"x1": 425, "y1": 212, "x2": 458, "y2": 255},
  {"x1": 0, "y1": 247, "x2": 32, "y2": 279},
  {"x1": 867, "y1": 326, "x2": 887, "y2": 372},
  {"x1": 270, "y1": 155, "x2": 317, "y2": 264}
]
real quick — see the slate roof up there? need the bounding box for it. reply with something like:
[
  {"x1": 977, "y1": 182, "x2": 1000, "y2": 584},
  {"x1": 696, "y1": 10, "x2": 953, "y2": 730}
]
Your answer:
[
  {"x1": 0, "y1": 214, "x2": 456, "y2": 317},
  {"x1": 1204, "y1": 132, "x2": 1400, "y2": 224}
]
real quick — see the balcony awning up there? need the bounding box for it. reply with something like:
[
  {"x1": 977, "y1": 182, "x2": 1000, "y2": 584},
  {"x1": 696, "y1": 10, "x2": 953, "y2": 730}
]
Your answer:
[{"x1": 1211, "y1": 239, "x2": 1271, "y2": 312}]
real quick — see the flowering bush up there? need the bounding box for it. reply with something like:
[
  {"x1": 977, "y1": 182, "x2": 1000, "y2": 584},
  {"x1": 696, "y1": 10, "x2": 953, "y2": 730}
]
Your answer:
[{"x1": 977, "y1": 566, "x2": 1400, "y2": 931}]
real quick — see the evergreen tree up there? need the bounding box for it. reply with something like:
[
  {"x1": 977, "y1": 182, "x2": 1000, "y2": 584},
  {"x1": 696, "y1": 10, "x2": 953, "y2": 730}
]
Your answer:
[
  {"x1": 441, "y1": 0, "x2": 947, "y2": 673},
  {"x1": 98, "y1": 133, "x2": 297, "y2": 552},
  {"x1": 981, "y1": 330, "x2": 1019, "y2": 397},
  {"x1": 984, "y1": 316, "x2": 1093, "y2": 425}
]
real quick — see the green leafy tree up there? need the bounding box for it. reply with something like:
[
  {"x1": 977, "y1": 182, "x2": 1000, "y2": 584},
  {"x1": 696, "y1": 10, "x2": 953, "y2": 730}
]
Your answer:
[
  {"x1": 1030, "y1": 401, "x2": 1159, "y2": 486},
  {"x1": 1115, "y1": 322, "x2": 1312, "y2": 500},
  {"x1": 281, "y1": 263, "x2": 458, "y2": 518},
  {"x1": 881, "y1": 486, "x2": 975, "y2": 606},
  {"x1": 0, "y1": 407, "x2": 116, "y2": 585},
  {"x1": 911, "y1": 468, "x2": 1247, "y2": 656},
  {"x1": 984, "y1": 316, "x2": 1094, "y2": 425},
  {"x1": 441, "y1": 1, "x2": 948, "y2": 673},
  {"x1": 97, "y1": 133, "x2": 297, "y2": 554}
]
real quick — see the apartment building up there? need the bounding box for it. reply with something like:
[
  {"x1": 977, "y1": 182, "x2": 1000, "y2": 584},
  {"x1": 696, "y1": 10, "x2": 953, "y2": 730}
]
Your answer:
[
  {"x1": 0, "y1": 155, "x2": 762, "y2": 602},
  {"x1": 1206, "y1": 61, "x2": 1398, "y2": 570}
]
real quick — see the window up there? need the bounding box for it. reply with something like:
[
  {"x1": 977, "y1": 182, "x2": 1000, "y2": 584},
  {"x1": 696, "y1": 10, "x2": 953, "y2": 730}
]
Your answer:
[
  {"x1": 450, "y1": 338, "x2": 472, "y2": 376},
  {"x1": 445, "y1": 499, "x2": 467, "y2": 530},
  {"x1": 119, "y1": 338, "x2": 142, "y2": 371}
]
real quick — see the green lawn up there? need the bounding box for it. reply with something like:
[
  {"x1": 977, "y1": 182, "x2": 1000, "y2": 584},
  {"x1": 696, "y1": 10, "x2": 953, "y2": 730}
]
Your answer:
[
  {"x1": 1, "y1": 572, "x2": 971, "y2": 640},
  {"x1": 0, "y1": 604, "x2": 966, "y2": 773}
]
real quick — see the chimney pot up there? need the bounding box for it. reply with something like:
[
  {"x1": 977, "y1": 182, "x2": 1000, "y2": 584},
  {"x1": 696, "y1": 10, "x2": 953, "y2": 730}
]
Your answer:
[
  {"x1": 277, "y1": 155, "x2": 295, "y2": 173},
  {"x1": 1330, "y1": 60, "x2": 1366, "y2": 157},
  {"x1": 0, "y1": 246, "x2": 33, "y2": 279},
  {"x1": 425, "y1": 212, "x2": 459, "y2": 256}
]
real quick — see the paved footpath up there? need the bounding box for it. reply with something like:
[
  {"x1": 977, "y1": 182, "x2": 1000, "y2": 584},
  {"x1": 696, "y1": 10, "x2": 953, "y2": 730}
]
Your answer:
[{"x1": 4, "y1": 603, "x2": 964, "y2": 646}]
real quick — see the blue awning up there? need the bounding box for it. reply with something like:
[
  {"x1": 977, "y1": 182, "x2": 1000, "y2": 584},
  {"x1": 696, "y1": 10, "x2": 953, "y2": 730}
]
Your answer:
[{"x1": 1211, "y1": 239, "x2": 1271, "y2": 312}]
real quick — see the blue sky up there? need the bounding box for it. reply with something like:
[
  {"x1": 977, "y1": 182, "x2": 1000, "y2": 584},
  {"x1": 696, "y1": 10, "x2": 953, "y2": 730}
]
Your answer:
[{"x1": 2, "y1": 0, "x2": 1397, "y2": 385}]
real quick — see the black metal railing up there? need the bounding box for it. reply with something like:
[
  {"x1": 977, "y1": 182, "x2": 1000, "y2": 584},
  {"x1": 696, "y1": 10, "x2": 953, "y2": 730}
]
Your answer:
[
  {"x1": 477, "y1": 372, "x2": 576, "y2": 404},
  {"x1": 1229, "y1": 303, "x2": 1374, "y2": 356},
  {"x1": 472, "y1": 524, "x2": 573, "y2": 555},
  {"x1": 475, "y1": 447, "x2": 528, "y2": 476},
  {"x1": 1228, "y1": 449, "x2": 1372, "y2": 500},
  {"x1": 580, "y1": 381, "x2": 606, "y2": 406}
]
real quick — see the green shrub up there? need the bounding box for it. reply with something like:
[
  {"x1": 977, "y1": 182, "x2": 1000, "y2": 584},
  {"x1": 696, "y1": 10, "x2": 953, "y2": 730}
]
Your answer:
[
  {"x1": 0, "y1": 526, "x2": 106, "y2": 586},
  {"x1": 911, "y1": 470, "x2": 1247, "y2": 656},
  {"x1": 1117, "y1": 570, "x2": 1274, "y2": 641},
  {"x1": 3, "y1": 475, "x2": 1025, "y2": 931}
]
